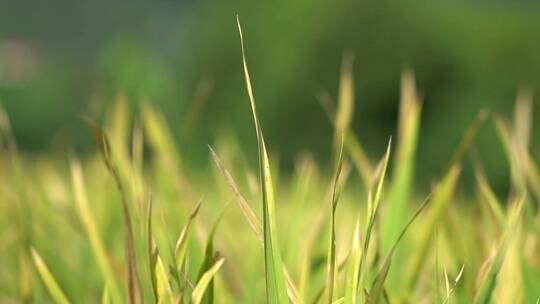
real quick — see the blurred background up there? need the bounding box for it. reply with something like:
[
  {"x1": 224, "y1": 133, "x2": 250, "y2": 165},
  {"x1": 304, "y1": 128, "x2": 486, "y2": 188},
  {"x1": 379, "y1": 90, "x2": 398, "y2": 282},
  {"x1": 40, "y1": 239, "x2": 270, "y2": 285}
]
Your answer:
[{"x1": 1, "y1": 0, "x2": 540, "y2": 192}]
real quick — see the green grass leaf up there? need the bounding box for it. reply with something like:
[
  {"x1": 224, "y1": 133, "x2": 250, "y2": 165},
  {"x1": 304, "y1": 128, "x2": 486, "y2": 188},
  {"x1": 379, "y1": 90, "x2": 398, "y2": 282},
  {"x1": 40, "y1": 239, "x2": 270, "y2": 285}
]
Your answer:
[
  {"x1": 325, "y1": 139, "x2": 344, "y2": 303},
  {"x1": 30, "y1": 247, "x2": 70, "y2": 304},
  {"x1": 473, "y1": 196, "x2": 524, "y2": 304},
  {"x1": 84, "y1": 119, "x2": 143, "y2": 304},
  {"x1": 192, "y1": 258, "x2": 225, "y2": 304},
  {"x1": 237, "y1": 15, "x2": 289, "y2": 304},
  {"x1": 381, "y1": 70, "x2": 421, "y2": 256},
  {"x1": 358, "y1": 139, "x2": 392, "y2": 294},
  {"x1": 173, "y1": 202, "x2": 201, "y2": 290},
  {"x1": 210, "y1": 145, "x2": 299, "y2": 301},
  {"x1": 344, "y1": 217, "x2": 362, "y2": 304},
  {"x1": 147, "y1": 198, "x2": 173, "y2": 304},
  {"x1": 195, "y1": 203, "x2": 230, "y2": 304},
  {"x1": 70, "y1": 159, "x2": 123, "y2": 304},
  {"x1": 367, "y1": 194, "x2": 431, "y2": 304}
]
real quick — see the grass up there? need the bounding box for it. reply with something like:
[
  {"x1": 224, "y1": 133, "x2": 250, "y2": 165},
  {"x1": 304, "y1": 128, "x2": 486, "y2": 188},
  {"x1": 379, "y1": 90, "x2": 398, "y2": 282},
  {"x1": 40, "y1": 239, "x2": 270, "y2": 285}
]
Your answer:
[{"x1": 1, "y1": 19, "x2": 540, "y2": 304}]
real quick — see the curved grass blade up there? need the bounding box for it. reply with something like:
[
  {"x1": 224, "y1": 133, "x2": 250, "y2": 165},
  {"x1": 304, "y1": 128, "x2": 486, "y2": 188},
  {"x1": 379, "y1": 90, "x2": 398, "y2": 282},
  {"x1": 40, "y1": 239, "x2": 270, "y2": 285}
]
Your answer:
[
  {"x1": 325, "y1": 139, "x2": 344, "y2": 303},
  {"x1": 209, "y1": 146, "x2": 263, "y2": 241},
  {"x1": 191, "y1": 258, "x2": 225, "y2": 304},
  {"x1": 209, "y1": 146, "x2": 299, "y2": 301},
  {"x1": 30, "y1": 247, "x2": 70, "y2": 304},
  {"x1": 173, "y1": 202, "x2": 201, "y2": 288},
  {"x1": 367, "y1": 194, "x2": 431, "y2": 304},
  {"x1": 405, "y1": 165, "x2": 460, "y2": 288},
  {"x1": 358, "y1": 139, "x2": 392, "y2": 292},
  {"x1": 84, "y1": 118, "x2": 142, "y2": 304},
  {"x1": 70, "y1": 159, "x2": 123, "y2": 304},
  {"x1": 237, "y1": 16, "x2": 289, "y2": 303},
  {"x1": 147, "y1": 198, "x2": 173, "y2": 303},
  {"x1": 195, "y1": 203, "x2": 230, "y2": 304}
]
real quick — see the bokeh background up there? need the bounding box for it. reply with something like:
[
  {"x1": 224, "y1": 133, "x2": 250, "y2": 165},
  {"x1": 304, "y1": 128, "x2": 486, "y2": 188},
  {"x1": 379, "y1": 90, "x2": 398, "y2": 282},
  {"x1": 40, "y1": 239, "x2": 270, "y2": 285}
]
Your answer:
[{"x1": 1, "y1": 0, "x2": 540, "y2": 192}]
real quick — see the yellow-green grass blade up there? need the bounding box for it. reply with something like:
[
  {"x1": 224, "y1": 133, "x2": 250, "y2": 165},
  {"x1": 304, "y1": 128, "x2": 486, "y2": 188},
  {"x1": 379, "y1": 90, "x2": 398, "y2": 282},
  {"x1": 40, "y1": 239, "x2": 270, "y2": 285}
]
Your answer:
[
  {"x1": 173, "y1": 202, "x2": 201, "y2": 287},
  {"x1": 333, "y1": 53, "x2": 354, "y2": 166},
  {"x1": 445, "y1": 109, "x2": 487, "y2": 171},
  {"x1": 84, "y1": 119, "x2": 143, "y2": 303},
  {"x1": 102, "y1": 287, "x2": 110, "y2": 304},
  {"x1": 195, "y1": 203, "x2": 230, "y2": 304},
  {"x1": 367, "y1": 195, "x2": 431, "y2": 304},
  {"x1": 493, "y1": 105, "x2": 540, "y2": 301},
  {"x1": 405, "y1": 165, "x2": 460, "y2": 288},
  {"x1": 317, "y1": 88, "x2": 372, "y2": 189},
  {"x1": 324, "y1": 139, "x2": 344, "y2": 303},
  {"x1": 474, "y1": 166, "x2": 505, "y2": 226},
  {"x1": 70, "y1": 159, "x2": 123, "y2": 303},
  {"x1": 404, "y1": 110, "x2": 483, "y2": 288},
  {"x1": 237, "y1": 16, "x2": 290, "y2": 304},
  {"x1": 473, "y1": 196, "x2": 524, "y2": 304},
  {"x1": 345, "y1": 131, "x2": 374, "y2": 189},
  {"x1": 441, "y1": 265, "x2": 464, "y2": 304},
  {"x1": 141, "y1": 102, "x2": 180, "y2": 169},
  {"x1": 210, "y1": 146, "x2": 299, "y2": 301},
  {"x1": 191, "y1": 258, "x2": 225, "y2": 304},
  {"x1": 381, "y1": 70, "x2": 421, "y2": 255},
  {"x1": 344, "y1": 217, "x2": 362, "y2": 304},
  {"x1": 107, "y1": 94, "x2": 130, "y2": 153},
  {"x1": 358, "y1": 139, "x2": 392, "y2": 293},
  {"x1": 209, "y1": 146, "x2": 263, "y2": 242},
  {"x1": 30, "y1": 247, "x2": 70, "y2": 304},
  {"x1": 494, "y1": 117, "x2": 540, "y2": 242},
  {"x1": 332, "y1": 297, "x2": 345, "y2": 304},
  {"x1": 147, "y1": 198, "x2": 173, "y2": 303}
]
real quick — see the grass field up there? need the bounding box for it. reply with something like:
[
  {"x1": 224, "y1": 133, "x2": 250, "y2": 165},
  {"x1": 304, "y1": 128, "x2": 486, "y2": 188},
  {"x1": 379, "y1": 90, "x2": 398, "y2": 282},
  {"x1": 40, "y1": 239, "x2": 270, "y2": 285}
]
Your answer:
[{"x1": 1, "y1": 20, "x2": 539, "y2": 304}]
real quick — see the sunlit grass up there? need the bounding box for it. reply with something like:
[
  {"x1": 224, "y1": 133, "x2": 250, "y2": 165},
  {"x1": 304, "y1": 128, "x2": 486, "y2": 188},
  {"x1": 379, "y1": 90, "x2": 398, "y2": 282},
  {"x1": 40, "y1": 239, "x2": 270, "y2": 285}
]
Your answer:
[{"x1": 0, "y1": 19, "x2": 539, "y2": 304}]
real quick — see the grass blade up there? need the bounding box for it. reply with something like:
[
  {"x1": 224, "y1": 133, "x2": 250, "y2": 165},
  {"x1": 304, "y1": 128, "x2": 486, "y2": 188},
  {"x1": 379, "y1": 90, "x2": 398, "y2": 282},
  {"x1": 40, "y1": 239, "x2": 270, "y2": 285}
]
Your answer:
[
  {"x1": 30, "y1": 247, "x2": 70, "y2": 304},
  {"x1": 84, "y1": 119, "x2": 143, "y2": 304},
  {"x1": 344, "y1": 217, "x2": 362, "y2": 304},
  {"x1": 237, "y1": 16, "x2": 290, "y2": 303},
  {"x1": 381, "y1": 70, "x2": 421, "y2": 255},
  {"x1": 367, "y1": 195, "x2": 431, "y2": 304},
  {"x1": 358, "y1": 139, "x2": 392, "y2": 293},
  {"x1": 102, "y1": 287, "x2": 110, "y2": 304},
  {"x1": 195, "y1": 203, "x2": 230, "y2": 304},
  {"x1": 325, "y1": 139, "x2": 344, "y2": 303},
  {"x1": 405, "y1": 165, "x2": 460, "y2": 288},
  {"x1": 333, "y1": 53, "x2": 354, "y2": 165},
  {"x1": 174, "y1": 202, "x2": 201, "y2": 286},
  {"x1": 191, "y1": 258, "x2": 225, "y2": 304},
  {"x1": 442, "y1": 265, "x2": 465, "y2": 304},
  {"x1": 474, "y1": 166, "x2": 505, "y2": 226},
  {"x1": 210, "y1": 146, "x2": 299, "y2": 300},
  {"x1": 209, "y1": 146, "x2": 263, "y2": 242},
  {"x1": 70, "y1": 159, "x2": 123, "y2": 304},
  {"x1": 473, "y1": 196, "x2": 524, "y2": 304},
  {"x1": 147, "y1": 198, "x2": 173, "y2": 303}
]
